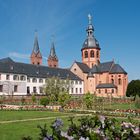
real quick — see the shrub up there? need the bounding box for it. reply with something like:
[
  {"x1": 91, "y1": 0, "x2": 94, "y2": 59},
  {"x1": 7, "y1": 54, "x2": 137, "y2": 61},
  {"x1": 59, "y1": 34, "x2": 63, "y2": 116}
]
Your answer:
[
  {"x1": 40, "y1": 97, "x2": 49, "y2": 107},
  {"x1": 135, "y1": 95, "x2": 140, "y2": 109}
]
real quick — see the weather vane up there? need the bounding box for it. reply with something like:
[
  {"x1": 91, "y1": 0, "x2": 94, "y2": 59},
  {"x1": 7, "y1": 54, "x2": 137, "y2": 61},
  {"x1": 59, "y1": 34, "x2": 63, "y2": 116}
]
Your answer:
[{"x1": 88, "y1": 14, "x2": 92, "y2": 25}]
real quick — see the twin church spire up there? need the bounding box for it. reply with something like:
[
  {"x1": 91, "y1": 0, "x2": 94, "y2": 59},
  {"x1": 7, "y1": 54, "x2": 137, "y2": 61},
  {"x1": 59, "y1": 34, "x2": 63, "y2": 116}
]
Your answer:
[{"x1": 30, "y1": 32, "x2": 58, "y2": 68}]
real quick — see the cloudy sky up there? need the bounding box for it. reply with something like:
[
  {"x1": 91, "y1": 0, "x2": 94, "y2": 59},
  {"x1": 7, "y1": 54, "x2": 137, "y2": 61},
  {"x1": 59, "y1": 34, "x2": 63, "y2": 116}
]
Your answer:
[{"x1": 0, "y1": 0, "x2": 140, "y2": 81}]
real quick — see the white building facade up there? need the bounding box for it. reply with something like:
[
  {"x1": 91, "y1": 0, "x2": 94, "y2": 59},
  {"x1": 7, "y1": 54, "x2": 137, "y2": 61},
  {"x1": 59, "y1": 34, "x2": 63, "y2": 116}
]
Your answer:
[{"x1": 0, "y1": 58, "x2": 83, "y2": 96}]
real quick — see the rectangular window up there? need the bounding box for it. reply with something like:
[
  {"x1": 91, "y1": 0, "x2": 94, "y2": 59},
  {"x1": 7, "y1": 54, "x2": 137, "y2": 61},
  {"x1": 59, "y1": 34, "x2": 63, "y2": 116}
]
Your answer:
[
  {"x1": 27, "y1": 86, "x2": 30, "y2": 95},
  {"x1": 27, "y1": 78, "x2": 30, "y2": 82},
  {"x1": 33, "y1": 87, "x2": 37, "y2": 93},
  {"x1": 39, "y1": 87, "x2": 43, "y2": 93},
  {"x1": 0, "y1": 85, "x2": 3, "y2": 92},
  {"x1": 14, "y1": 85, "x2": 18, "y2": 92},
  {"x1": 6, "y1": 74, "x2": 10, "y2": 80},
  {"x1": 76, "y1": 88, "x2": 78, "y2": 93},
  {"x1": 71, "y1": 88, "x2": 73, "y2": 93},
  {"x1": 80, "y1": 88, "x2": 82, "y2": 93}
]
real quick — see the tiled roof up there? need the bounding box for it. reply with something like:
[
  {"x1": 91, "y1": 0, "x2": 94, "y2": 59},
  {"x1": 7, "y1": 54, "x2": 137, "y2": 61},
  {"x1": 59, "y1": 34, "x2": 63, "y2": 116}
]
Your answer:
[
  {"x1": 75, "y1": 61, "x2": 90, "y2": 73},
  {"x1": 96, "y1": 83, "x2": 117, "y2": 89},
  {"x1": 0, "y1": 58, "x2": 82, "y2": 81}
]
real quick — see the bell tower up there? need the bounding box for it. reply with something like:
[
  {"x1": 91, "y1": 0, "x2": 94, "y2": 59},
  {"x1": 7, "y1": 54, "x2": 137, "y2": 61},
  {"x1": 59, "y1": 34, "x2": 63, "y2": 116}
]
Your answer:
[
  {"x1": 30, "y1": 31, "x2": 42, "y2": 65},
  {"x1": 47, "y1": 41, "x2": 58, "y2": 68},
  {"x1": 81, "y1": 14, "x2": 101, "y2": 68}
]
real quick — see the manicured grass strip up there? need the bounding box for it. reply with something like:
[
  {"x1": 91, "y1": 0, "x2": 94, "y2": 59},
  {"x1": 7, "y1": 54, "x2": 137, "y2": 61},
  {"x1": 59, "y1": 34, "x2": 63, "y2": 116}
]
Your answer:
[
  {"x1": 0, "y1": 115, "x2": 81, "y2": 140},
  {"x1": 0, "y1": 110, "x2": 74, "y2": 121}
]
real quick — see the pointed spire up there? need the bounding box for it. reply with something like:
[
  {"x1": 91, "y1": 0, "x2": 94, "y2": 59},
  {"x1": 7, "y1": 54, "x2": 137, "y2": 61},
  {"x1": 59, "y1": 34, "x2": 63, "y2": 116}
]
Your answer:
[
  {"x1": 32, "y1": 30, "x2": 40, "y2": 54},
  {"x1": 49, "y1": 42, "x2": 58, "y2": 60},
  {"x1": 88, "y1": 14, "x2": 92, "y2": 25},
  {"x1": 87, "y1": 14, "x2": 94, "y2": 36}
]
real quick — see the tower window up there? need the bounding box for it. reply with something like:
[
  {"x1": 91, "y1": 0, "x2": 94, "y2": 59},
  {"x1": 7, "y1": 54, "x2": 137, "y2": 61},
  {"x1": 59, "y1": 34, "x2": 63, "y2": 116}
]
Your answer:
[
  {"x1": 105, "y1": 89, "x2": 107, "y2": 93},
  {"x1": 118, "y1": 78, "x2": 121, "y2": 85},
  {"x1": 90, "y1": 50, "x2": 94, "y2": 57},
  {"x1": 111, "y1": 79, "x2": 114, "y2": 84},
  {"x1": 84, "y1": 51, "x2": 88, "y2": 58},
  {"x1": 97, "y1": 51, "x2": 99, "y2": 58}
]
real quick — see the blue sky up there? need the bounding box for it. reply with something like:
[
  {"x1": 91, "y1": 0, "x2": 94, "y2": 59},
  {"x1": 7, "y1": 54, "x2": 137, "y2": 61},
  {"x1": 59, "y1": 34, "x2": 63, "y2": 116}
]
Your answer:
[{"x1": 0, "y1": 0, "x2": 140, "y2": 81}]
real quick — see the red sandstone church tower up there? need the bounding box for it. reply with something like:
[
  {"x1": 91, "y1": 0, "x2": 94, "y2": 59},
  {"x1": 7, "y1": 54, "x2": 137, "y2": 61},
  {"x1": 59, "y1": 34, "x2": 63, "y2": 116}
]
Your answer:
[
  {"x1": 81, "y1": 14, "x2": 101, "y2": 68},
  {"x1": 30, "y1": 32, "x2": 42, "y2": 65},
  {"x1": 47, "y1": 42, "x2": 58, "y2": 68}
]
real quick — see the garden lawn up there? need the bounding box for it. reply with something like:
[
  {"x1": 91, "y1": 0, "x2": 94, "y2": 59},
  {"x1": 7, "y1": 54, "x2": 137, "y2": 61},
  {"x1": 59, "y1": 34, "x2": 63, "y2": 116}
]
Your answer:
[
  {"x1": 0, "y1": 111, "x2": 77, "y2": 140},
  {"x1": 0, "y1": 110, "x2": 73, "y2": 121},
  {"x1": 0, "y1": 117, "x2": 74, "y2": 140}
]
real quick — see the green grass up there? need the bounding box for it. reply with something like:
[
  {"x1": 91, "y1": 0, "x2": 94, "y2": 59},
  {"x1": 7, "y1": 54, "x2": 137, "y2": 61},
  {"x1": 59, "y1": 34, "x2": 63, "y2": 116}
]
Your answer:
[
  {"x1": 0, "y1": 111, "x2": 76, "y2": 140},
  {"x1": 103, "y1": 102, "x2": 136, "y2": 110},
  {"x1": 0, "y1": 117, "x2": 73, "y2": 140},
  {"x1": 0, "y1": 110, "x2": 139, "y2": 140},
  {"x1": 0, "y1": 110, "x2": 72, "y2": 121}
]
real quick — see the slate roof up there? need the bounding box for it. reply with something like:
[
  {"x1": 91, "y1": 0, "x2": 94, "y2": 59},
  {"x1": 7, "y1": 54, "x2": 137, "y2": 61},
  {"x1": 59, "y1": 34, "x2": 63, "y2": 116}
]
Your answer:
[
  {"x1": 90, "y1": 61, "x2": 127, "y2": 74},
  {"x1": 96, "y1": 83, "x2": 117, "y2": 89},
  {"x1": 0, "y1": 58, "x2": 82, "y2": 81},
  {"x1": 32, "y1": 34, "x2": 41, "y2": 54},
  {"x1": 110, "y1": 64, "x2": 127, "y2": 74},
  {"x1": 75, "y1": 61, "x2": 90, "y2": 73}
]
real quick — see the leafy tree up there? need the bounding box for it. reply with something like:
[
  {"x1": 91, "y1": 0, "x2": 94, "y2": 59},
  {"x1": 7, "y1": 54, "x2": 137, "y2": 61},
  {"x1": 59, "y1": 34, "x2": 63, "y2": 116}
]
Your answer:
[
  {"x1": 126, "y1": 80, "x2": 140, "y2": 97},
  {"x1": 58, "y1": 92, "x2": 71, "y2": 108},
  {"x1": 83, "y1": 92, "x2": 94, "y2": 109},
  {"x1": 44, "y1": 77, "x2": 70, "y2": 102},
  {"x1": 135, "y1": 95, "x2": 140, "y2": 109},
  {"x1": 40, "y1": 97, "x2": 49, "y2": 107}
]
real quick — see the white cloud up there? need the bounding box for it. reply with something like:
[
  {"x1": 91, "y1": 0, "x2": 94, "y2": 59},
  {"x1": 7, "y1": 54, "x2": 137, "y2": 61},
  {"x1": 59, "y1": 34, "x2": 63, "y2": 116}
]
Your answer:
[{"x1": 8, "y1": 52, "x2": 29, "y2": 59}]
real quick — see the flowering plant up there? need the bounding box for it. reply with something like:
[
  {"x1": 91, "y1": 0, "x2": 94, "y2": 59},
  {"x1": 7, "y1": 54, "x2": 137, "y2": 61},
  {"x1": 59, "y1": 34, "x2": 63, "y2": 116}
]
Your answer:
[{"x1": 22, "y1": 115, "x2": 140, "y2": 140}]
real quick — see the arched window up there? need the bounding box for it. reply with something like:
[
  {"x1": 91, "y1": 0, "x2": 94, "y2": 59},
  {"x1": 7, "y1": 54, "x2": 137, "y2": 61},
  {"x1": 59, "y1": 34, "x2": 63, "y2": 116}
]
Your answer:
[
  {"x1": 90, "y1": 50, "x2": 94, "y2": 57},
  {"x1": 111, "y1": 79, "x2": 114, "y2": 84},
  {"x1": 32, "y1": 78, "x2": 37, "y2": 83},
  {"x1": 84, "y1": 51, "x2": 88, "y2": 58},
  {"x1": 118, "y1": 78, "x2": 121, "y2": 85},
  {"x1": 97, "y1": 51, "x2": 99, "y2": 58}
]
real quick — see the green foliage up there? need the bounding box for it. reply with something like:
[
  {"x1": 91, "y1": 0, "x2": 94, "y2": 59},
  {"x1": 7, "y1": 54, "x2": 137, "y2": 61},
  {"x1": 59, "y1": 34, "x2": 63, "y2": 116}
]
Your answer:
[
  {"x1": 40, "y1": 97, "x2": 49, "y2": 107},
  {"x1": 135, "y1": 95, "x2": 140, "y2": 109},
  {"x1": 83, "y1": 92, "x2": 94, "y2": 109},
  {"x1": 44, "y1": 77, "x2": 70, "y2": 102},
  {"x1": 21, "y1": 136, "x2": 32, "y2": 140},
  {"x1": 126, "y1": 80, "x2": 140, "y2": 97},
  {"x1": 21, "y1": 96, "x2": 25, "y2": 105},
  {"x1": 22, "y1": 115, "x2": 140, "y2": 140},
  {"x1": 31, "y1": 95, "x2": 36, "y2": 104},
  {"x1": 58, "y1": 92, "x2": 71, "y2": 108}
]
